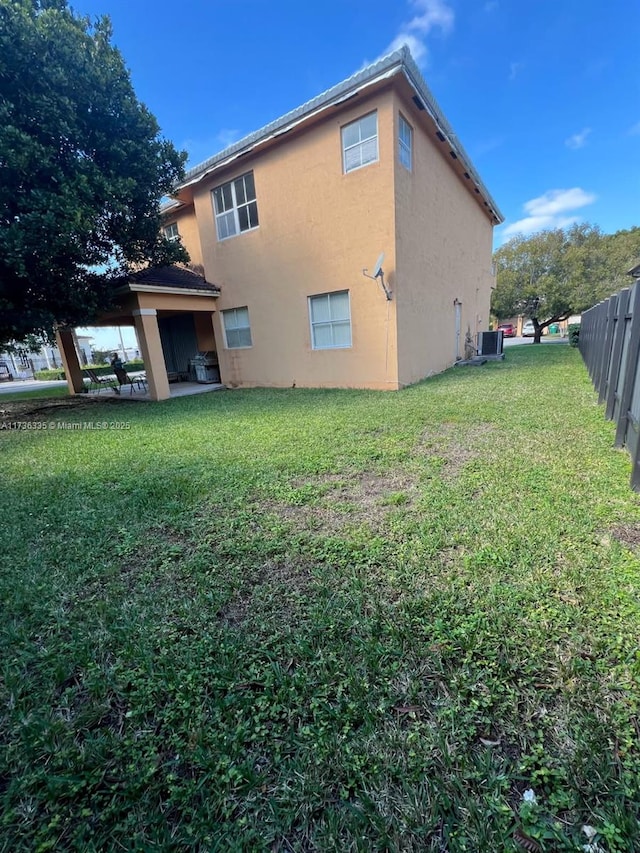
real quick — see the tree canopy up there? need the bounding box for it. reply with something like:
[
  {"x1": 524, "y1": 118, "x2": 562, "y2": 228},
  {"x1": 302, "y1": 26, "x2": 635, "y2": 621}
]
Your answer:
[
  {"x1": 492, "y1": 224, "x2": 640, "y2": 342},
  {"x1": 0, "y1": 0, "x2": 188, "y2": 346}
]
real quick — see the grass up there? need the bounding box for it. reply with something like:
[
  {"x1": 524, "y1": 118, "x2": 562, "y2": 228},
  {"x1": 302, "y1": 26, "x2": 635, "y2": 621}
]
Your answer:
[
  {"x1": 1, "y1": 345, "x2": 640, "y2": 851},
  {"x1": 0, "y1": 383, "x2": 68, "y2": 401}
]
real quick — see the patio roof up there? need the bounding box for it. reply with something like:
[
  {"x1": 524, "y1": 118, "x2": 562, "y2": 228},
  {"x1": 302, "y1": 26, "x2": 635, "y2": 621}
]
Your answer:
[{"x1": 115, "y1": 265, "x2": 221, "y2": 297}]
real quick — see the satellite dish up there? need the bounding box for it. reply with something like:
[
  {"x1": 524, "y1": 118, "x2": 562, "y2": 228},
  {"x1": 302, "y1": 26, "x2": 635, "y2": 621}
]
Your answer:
[{"x1": 362, "y1": 250, "x2": 392, "y2": 300}]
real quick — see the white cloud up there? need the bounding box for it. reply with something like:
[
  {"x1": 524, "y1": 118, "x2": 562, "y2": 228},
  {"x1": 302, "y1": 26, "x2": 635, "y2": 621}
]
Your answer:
[
  {"x1": 384, "y1": 33, "x2": 430, "y2": 65},
  {"x1": 181, "y1": 128, "x2": 243, "y2": 167},
  {"x1": 380, "y1": 0, "x2": 454, "y2": 66},
  {"x1": 501, "y1": 188, "x2": 597, "y2": 238},
  {"x1": 509, "y1": 61, "x2": 523, "y2": 81},
  {"x1": 470, "y1": 135, "x2": 504, "y2": 158},
  {"x1": 407, "y1": 0, "x2": 454, "y2": 33},
  {"x1": 565, "y1": 127, "x2": 591, "y2": 149},
  {"x1": 213, "y1": 128, "x2": 243, "y2": 150}
]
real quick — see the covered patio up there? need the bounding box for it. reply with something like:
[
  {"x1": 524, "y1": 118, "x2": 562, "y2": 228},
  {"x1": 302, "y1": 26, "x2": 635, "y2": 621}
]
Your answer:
[
  {"x1": 85, "y1": 377, "x2": 225, "y2": 401},
  {"x1": 56, "y1": 267, "x2": 222, "y2": 402}
]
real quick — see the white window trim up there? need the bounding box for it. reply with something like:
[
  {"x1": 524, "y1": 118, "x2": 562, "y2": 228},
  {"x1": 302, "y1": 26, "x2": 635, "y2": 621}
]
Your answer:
[
  {"x1": 341, "y1": 112, "x2": 379, "y2": 174},
  {"x1": 221, "y1": 306, "x2": 253, "y2": 349},
  {"x1": 212, "y1": 172, "x2": 259, "y2": 242},
  {"x1": 308, "y1": 290, "x2": 352, "y2": 350},
  {"x1": 163, "y1": 222, "x2": 179, "y2": 240},
  {"x1": 399, "y1": 114, "x2": 412, "y2": 172}
]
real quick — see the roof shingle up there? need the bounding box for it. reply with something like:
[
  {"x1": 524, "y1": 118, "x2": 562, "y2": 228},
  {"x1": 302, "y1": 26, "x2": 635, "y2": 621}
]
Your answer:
[{"x1": 127, "y1": 266, "x2": 220, "y2": 293}]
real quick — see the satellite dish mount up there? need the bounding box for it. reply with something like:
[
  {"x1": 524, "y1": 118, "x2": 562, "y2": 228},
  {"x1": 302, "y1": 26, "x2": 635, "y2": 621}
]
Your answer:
[{"x1": 363, "y1": 252, "x2": 392, "y2": 301}]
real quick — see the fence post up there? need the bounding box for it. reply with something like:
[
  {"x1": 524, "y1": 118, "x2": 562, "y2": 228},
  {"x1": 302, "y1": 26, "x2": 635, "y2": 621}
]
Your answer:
[
  {"x1": 594, "y1": 301, "x2": 608, "y2": 384},
  {"x1": 579, "y1": 303, "x2": 592, "y2": 362},
  {"x1": 605, "y1": 289, "x2": 630, "y2": 421},
  {"x1": 632, "y1": 446, "x2": 640, "y2": 491},
  {"x1": 587, "y1": 301, "x2": 604, "y2": 383},
  {"x1": 584, "y1": 304, "x2": 596, "y2": 379},
  {"x1": 614, "y1": 282, "x2": 640, "y2": 449},
  {"x1": 597, "y1": 295, "x2": 617, "y2": 403},
  {"x1": 591, "y1": 302, "x2": 608, "y2": 391}
]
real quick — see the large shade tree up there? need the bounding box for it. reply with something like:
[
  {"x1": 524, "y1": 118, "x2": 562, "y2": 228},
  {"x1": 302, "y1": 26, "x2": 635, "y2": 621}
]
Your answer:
[
  {"x1": 0, "y1": 0, "x2": 188, "y2": 346},
  {"x1": 492, "y1": 224, "x2": 640, "y2": 343}
]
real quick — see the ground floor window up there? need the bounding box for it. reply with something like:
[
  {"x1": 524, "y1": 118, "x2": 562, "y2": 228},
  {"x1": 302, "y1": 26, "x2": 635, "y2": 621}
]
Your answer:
[
  {"x1": 222, "y1": 306, "x2": 252, "y2": 348},
  {"x1": 308, "y1": 290, "x2": 352, "y2": 349}
]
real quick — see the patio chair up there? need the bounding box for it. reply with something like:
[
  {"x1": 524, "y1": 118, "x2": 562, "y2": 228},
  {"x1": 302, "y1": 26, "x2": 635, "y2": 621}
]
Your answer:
[
  {"x1": 114, "y1": 367, "x2": 148, "y2": 395},
  {"x1": 85, "y1": 368, "x2": 117, "y2": 394}
]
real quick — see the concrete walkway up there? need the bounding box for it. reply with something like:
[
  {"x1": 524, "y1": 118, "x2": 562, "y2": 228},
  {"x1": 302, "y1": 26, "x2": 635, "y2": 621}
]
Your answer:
[{"x1": 86, "y1": 379, "x2": 225, "y2": 401}]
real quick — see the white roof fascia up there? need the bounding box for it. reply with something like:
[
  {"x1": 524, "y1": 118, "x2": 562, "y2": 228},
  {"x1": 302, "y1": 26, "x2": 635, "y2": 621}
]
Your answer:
[
  {"x1": 398, "y1": 57, "x2": 504, "y2": 222},
  {"x1": 178, "y1": 65, "x2": 400, "y2": 190},
  {"x1": 127, "y1": 284, "x2": 219, "y2": 297},
  {"x1": 172, "y1": 46, "x2": 502, "y2": 223},
  {"x1": 112, "y1": 284, "x2": 218, "y2": 297}
]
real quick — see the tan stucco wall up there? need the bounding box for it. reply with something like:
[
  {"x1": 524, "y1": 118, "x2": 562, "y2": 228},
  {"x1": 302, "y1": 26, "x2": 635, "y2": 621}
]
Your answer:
[
  {"x1": 96, "y1": 291, "x2": 218, "y2": 325},
  {"x1": 193, "y1": 313, "x2": 217, "y2": 352},
  {"x1": 135, "y1": 291, "x2": 218, "y2": 314},
  {"x1": 166, "y1": 204, "x2": 203, "y2": 268},
  {"x1": 393, "y1": 92, "x2": 495, "y2": 386},
  {"x1": 192, "y1": 89, "x2": 400, "y2": 390}
]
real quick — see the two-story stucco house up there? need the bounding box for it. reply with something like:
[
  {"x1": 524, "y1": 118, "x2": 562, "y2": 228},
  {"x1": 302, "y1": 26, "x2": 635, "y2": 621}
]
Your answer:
[{"x1": 57, "y1": 46, "x2": 502, "y2": 400}]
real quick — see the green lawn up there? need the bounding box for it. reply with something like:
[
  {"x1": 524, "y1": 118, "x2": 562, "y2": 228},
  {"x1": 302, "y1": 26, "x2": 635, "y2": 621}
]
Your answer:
[
  {"x1": 0, "y1": 383, "x2": 68, "y2": 401},
  {"x1": 1, "y1": 346, "x2": 639, "y2": 851}
]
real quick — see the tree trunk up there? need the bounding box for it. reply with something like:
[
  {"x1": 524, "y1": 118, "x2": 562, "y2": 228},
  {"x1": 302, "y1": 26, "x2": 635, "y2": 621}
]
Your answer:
[{"x1": 533, "y1": 330, "x2": 542, "y2": 343}]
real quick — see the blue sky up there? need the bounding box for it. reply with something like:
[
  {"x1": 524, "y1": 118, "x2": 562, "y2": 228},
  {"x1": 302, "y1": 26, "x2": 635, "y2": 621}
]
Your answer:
[{"x1": 74, "y1": 0, "x2": 639, "y2": 348}]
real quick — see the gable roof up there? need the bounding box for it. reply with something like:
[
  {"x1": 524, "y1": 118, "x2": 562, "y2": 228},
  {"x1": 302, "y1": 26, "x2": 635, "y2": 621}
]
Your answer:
[
  {"x1": 170, "y1": 46, "x2": 503, "y2": 224},
  {"x1": 122, "y1": 265, "x2": 220, "y2": 294}
]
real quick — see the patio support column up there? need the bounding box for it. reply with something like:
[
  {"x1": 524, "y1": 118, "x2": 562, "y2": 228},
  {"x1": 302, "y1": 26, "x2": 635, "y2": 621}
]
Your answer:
[
  {"x1": 132, "y1": 308, "x2": 170, "y2": 401},
  {"x1": 55, "y1": 328, "x2": 85, "y2": 395}
]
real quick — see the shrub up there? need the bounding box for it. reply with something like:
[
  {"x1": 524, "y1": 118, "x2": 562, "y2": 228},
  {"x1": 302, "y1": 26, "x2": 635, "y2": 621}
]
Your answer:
[
  {"x1": 34, "y1": 362, "x2": 144, "y2": 381},
  {"x1": 33, "y1": 368, "x2": 65, "y2": 380},
  {"x1": 568, "y1": 324, "x2": 580, "y2": 347},
  {"x1": 82, "y1": 362, "x2": 145, "y2": 378}
]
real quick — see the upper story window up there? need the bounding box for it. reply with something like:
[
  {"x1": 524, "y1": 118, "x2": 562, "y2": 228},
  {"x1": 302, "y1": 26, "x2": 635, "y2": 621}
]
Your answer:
[
  {"x1": 212, "y1": 172, "x2": 259, "y2": 241},
  {"x1": 222, "y1": 306, "x2": 252, "y2": 349},
  {"x1": 341, "y1": 112, "x2": 378, "y2": 174},
  {"x1": 163, "y1": 222, "x2": 179, "y2": 240},
  {"x1": 309, "y1": 290, "x2": 352, "y2": 349},
  {"x1": 399, "y1": 114, "x2": 412, "y2": 171}
]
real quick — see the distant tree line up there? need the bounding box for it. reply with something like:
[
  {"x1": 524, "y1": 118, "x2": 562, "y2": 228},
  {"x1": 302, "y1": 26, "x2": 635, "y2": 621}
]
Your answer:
[{"x1": 491, "y1": 224, "x2": 640, "y2": 343}]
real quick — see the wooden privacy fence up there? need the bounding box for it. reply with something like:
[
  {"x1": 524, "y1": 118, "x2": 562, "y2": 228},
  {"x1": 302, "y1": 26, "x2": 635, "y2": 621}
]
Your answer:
[{"x1": 579, "y1": 273, "x2": 640, "y2": 490}]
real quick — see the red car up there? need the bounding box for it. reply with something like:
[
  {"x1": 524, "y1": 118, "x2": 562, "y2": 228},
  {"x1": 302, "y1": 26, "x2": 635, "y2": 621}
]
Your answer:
[{"x1": 497, "y1": 323, "x2": 515, "y2": 338}]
